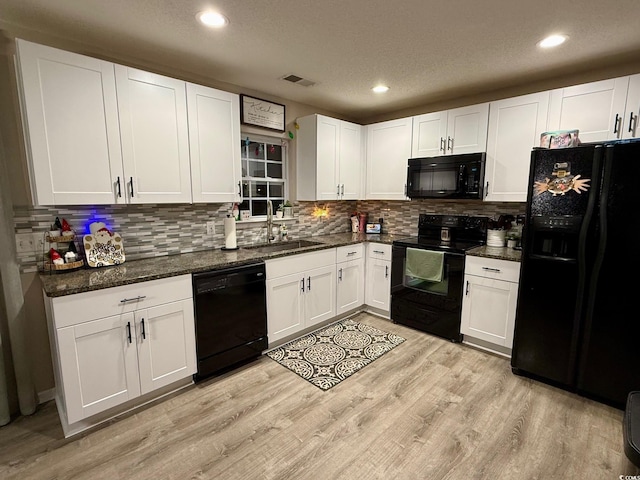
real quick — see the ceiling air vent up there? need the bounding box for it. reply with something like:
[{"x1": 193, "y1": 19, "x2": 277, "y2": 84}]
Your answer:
[{"x1": 281, "y1": 74, "x2": 315, "y2": 87}]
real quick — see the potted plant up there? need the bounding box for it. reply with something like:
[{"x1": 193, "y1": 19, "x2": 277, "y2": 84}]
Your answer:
[
  {"x1": 275, "y1": 203, "x2": 284, "y2": 219},
  {"x1": 282, "y1": 200, "x2": 293, "y2": 218}
]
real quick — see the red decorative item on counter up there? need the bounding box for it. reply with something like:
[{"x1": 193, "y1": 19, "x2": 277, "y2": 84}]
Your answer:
[
  {"x1": 49, "y1": 248, "x2": 62, "y2": 261},
  {"x1": 61, "y1": 218, "x2": 72, "y2": 232}
]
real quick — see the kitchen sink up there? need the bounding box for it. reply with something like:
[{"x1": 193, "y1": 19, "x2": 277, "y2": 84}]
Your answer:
[{"x1": 244, "y1": 239, "x2": 323, "y2": 253}]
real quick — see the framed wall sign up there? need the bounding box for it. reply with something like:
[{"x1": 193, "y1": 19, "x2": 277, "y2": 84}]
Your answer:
[{"x1": 240, "y1": 95, "x2": 286, "y2": 132}]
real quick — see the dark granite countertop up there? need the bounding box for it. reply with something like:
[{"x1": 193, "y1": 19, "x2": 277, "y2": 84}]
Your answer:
[
  {"x1": 41, "y1": 233, "x2": 401, "y2": 297},
  {"x1": 466, "y1": 245, "x2": 522, "y2": 262}
]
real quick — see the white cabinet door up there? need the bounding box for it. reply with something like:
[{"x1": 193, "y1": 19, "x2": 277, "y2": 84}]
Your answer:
[
  {"x1": 366, "y1": 259, "x2": 391, "y2": 312},
  {"x1": 16, "y1": 39, "x2": 123, "y2": 205},
  {"x1": 411, "y1": 111, "x2": 448, "y2": 158},
  {"x1": 446, "y1": 103, "x2": 489, "y2": 154},
  {"x1": 57, "y1": 313, "x2": 140, "y2": 424},
  {"x1": 305, "y1": 264, "x2": 336, "y2": 328},
  {"x1": 136, "y1": 299, "x2": 196, "y2": 395},
  {"x1": 336, "y1": 259, "x2": 364, "y2": 316},
  {"x1": 365, "y1": 118, "x2": 412, "y2": 200},
  {"x1": 485, "y1": 92, "x2": 550, "y2": 202},
  {"x1": 115, "y1": 66, "x2": 192, "y2": 203},
  {"x1": 187, "y1": 83, "x2": 241, "y2": 203},
  {"x1": 461, "y1": 274, "x2": 519, "y2": 348},
  {"x1": 266, "y1": 272, "x2": 305, "y2": 343},
  {"x1": 548, "y1": 77, "x2": 630, "y2": 143},
  {"x1": 316, "y1": 115, "x2": 341, "y2": 200},
  {"x1": 338, "y1": 121, "x2": 362, "y2": 200},
  {"x1": 623, "y1": 74, "x2": 640, "y2": 139}
]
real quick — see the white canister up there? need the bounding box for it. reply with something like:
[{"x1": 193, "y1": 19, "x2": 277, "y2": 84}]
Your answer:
[{"x1": 487, "y1": 229, "x2": 506, "y2": 247}]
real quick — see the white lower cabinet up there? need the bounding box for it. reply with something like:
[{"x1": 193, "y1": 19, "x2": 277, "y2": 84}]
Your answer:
[
  {"x1": 45, "y1": 275, "x2": 196, "y2": 436},
  {"x1": 266, "y1": 249, "x2": 337, "y2": 344},
  {"x1": 460, "y1": 256, "x2": 521, "y2": 354},
  {"x1": 365, "y1": 243, "x2": 392, "y2": 314},
  {"x1": 336, "y1": 244, "x2": 365, "y2": 316}
]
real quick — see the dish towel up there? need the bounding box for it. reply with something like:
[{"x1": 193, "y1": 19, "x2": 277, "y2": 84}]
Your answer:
[{"x1": 405, "y1": 248, "x2": 444, "y2": 283}]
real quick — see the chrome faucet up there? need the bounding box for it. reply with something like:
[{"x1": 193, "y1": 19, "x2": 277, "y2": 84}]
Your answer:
[{"x1": 266, "y1": 200, "x2": 275, "y2": 243}]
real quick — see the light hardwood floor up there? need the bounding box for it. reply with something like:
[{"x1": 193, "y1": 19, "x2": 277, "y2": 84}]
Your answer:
[{"x1": 1, "y1": 312, "x2": 638, "y2": 480}]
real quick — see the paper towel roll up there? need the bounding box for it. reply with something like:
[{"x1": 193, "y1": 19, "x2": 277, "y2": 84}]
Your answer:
[{"x1": 224, "y1": 217, "x2": 237, "y2": 249}]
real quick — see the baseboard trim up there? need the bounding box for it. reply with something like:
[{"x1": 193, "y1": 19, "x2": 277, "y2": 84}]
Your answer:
[{"x1": 37, "y1": 388, "x2": 55, "y2": 404}]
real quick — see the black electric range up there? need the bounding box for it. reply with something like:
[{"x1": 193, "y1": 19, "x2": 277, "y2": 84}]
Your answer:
[{"x1": 390, "y1": 214, "x2": 488, "y2": 341}]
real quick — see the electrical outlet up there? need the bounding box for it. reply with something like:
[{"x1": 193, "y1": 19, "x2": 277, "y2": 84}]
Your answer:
[
  {"x1": 15, "y1": 233, "x2": 34, "y2": 253},
  {"x1": 32, "y1": 232, "x2": 46, "y2": 253},
  {"x1": 206, "y1": 221, "x2": 215, "y2": 235}
]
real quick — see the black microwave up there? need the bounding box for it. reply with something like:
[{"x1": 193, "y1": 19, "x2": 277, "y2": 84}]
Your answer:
[{"x1": 406, "y1": 152, "x2": 485, "y2": 199}]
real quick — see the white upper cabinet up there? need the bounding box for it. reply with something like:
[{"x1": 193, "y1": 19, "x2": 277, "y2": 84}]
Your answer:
[
  {"x1": 187, "y1": 83, "x2": 241, "y2": 203},
  {"x1": 296, "y1": 114, "x2": 362, "y2": 200},
  {"x1": 411, "y1": 111, "x2": 448, "y2": 157},
  {"x1": 365, "y1": 117, "x2": 412, "y2": 200},
  {"x1": 485, "y1": 91, "x2": 550, "y2": 202},
  {"x1": 15, "y1": 39, "x2": 124, "y2": 205},
  {"x1": 411, "y1": 103, "x2": 489, "y2": 158},
  {"x1": 547, "y1": 76, "x2": 630, "y2": 143},
  {"x1": 16, "y1": 39, "x2": 243, "y2": 206},
  {"x1": 115, "y1": 66, "x2": 192, "y2": 204}
]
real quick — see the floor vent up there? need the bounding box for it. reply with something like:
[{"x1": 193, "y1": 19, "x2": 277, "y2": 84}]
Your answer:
[{"x1": 281, "y1": 74, "x2": 316, "y2": 87}]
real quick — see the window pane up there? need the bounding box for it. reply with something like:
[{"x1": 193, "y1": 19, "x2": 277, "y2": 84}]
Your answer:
[
  {"x1": 248, "y1": 161, "x2": 265, "y2": 177},
  {"x1": 252, "y1": 200, "x2": 267, "y2": 216},
  {"x1": 269, "y1": 183, "x2": 284, "y2": 197},
  {"x1": 267, "y1": 163, "x2": 282, "y2": 179},
  {"x1": 241, "y1": 159, "x2": 248, "y2": 177},
  {"x1": 241, "y1": 181, "x2": 250, "y2": 198},
  {"x1": 248, "y1": 142, "x2": 264, "y2": 159},
  {"x1": 240, "y1": 142, "x2": 248, "y2": 158},
  {"x1": 239, "y1": 200, "x2": 250, "y2": 211},
  {"x1": 251, "y1": 182, "x2": 267, "y2": 197},
  {"x1": 267, "y1": 144, "x2": 282, "y2": 162}
]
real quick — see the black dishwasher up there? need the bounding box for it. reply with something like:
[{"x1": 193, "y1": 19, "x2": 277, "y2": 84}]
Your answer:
[{"x1": 193, "y1": 262, "x2": 267, "y2": 381}]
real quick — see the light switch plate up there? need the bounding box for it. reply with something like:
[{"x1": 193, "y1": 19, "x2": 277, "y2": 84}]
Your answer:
[
  {"x1": 15, "y1": 233, "x2": 34, "y2": 253},
  {"x1": 206, "y1": 221, "x2": 215, "y2": 235}
]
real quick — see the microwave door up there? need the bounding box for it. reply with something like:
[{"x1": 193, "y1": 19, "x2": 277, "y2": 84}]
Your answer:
[{"x1": 457, "y1": 163, "x2": 467, "y2": 195}]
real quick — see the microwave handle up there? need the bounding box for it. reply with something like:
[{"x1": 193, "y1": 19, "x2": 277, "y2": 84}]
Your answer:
[{"x1": 457, "y1": 163, "x2": 467, "y2": 194}]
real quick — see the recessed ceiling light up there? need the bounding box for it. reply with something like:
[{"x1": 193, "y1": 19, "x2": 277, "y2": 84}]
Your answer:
[
  {"x1": 197, "y1": 11, "x2": 229, "y2": 28},
  {"x1": 538, "y1": 34, "x2": 568, "y2": 48},
  {"x1": 372, "y1": 85, "x2": 390, "y2": 93}
]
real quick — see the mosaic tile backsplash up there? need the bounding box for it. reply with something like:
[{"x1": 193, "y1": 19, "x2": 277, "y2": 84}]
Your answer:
[{"x1": 14, "y1": 200, "x2": 524, "y2": 273}]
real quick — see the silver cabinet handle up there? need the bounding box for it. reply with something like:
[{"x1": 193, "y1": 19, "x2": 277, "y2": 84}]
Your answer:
[
  {"x1": 613, "y1": 113, "x2": 620, "y2": 134},
  {"x1": 141, "y1": 318, "x2": 146, "y2": 340},
  {"x1": 126, "y1": 322, "x2": 132, "y2": 344},
  {"x1": 347, "y1": 251, "x2": 358, "y2": 256},
  {"x1": 301, "y1": 278, "x2": 305, "y2": 292},
  {"x1": 120, "y1": 296, "x2": 146, "y2": 304},
  {"x1": 447, "y1": 136, "x2": 453, "y2": 152},
  {"x1": 307, "y1": 276, "x2": 311, "y2": 291},
  {"x1": 338, "y1": 268, "x2": 343, "y2": 281},
  {"x1": 385, "y1": 265, "x2": 389, "y2": 278},
  {"x1": 129, "y1": 177, "x2": 135, "y2": 198},
  {"x1": 440, "y1": 137, "x2": 445, "y2": 153},
  {"x1": 373, "y1": 250, "x2": 385, "y2": 254},
  {"x1": 341, "y1": 184, "x2": 344, "y2": 195},
  {"x1": 238, "y1": 181, "x2": 242, "y2": 198},
  {"x1": 465, "y1": 281, "x2": 470, "y2": 295},
  {"x1": 116, "y1": 176, "x2": 122, "y2": 198},
  {"x1": 482, "y1": 267, "x2": 501, "y2": 273},
  {"x1": 629, "y1": 112, "x2": 637, "y2": 134},
  {"x1": 337, "y1": 185, "x2": 340, "y2": 196},
  {"x1": 485, "y1": 181, "x2": 489, "y2": 198}
]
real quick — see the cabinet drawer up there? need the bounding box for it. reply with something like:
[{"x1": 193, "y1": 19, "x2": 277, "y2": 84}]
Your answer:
[
  {"x1": 50, "y1": 274, "x2": 193, "y2": 328},
  {"x1": 266, "y1": 248, "x2": 336, "y2": 279},
  {"x1": 336, "y1": 244, "x2": 363, "y2": 262},
  {"x1": 464, "y1": 255, "x2": 521, "y2": 283},
  {"x1": 367, "y1": 243, "x2": 392, "y2": 260}
]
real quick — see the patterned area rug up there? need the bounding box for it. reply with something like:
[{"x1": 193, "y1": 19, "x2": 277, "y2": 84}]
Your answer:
[{"x1": 267, "y1": 318, "x2": 405, "y2": 390}]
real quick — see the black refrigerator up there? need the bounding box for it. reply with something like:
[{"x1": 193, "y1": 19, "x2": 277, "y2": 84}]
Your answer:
[{"x1": 511, "y1": 140, "x2": 640, "y2": 409}]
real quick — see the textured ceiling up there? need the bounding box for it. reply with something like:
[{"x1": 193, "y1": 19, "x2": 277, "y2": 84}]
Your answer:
[{"x1": 1, "y1": 0, "x2": 640, "y2": 121}]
